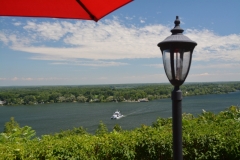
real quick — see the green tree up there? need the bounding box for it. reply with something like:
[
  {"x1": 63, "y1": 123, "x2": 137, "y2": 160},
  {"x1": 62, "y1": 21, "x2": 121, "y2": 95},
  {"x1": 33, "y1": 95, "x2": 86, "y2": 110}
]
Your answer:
[
  {"x1": 36, "y1": 93, "x2": 49, "y2": 103},
  {"x1": 2, "y1": 117, "x2": 36, "y2": 143},
  {"x1": 113, "y1": 124, "x2": 122, "y2": 132},
  {"x1": 64, "y1": 94, "x2": 76, "y2": 102},
  {"x1": 56, "y1": 126, "x2": 88, "y2": 138},
  {"x1": 77, "y1": 95, "x2": 87, "y2": 102},
  {"x1": 49, "y1": 92, "x2": 61, "y2": 102},
  {"x1": 95, "y1": 121, "x2": 108, "y2": 135},
  {"x1": 4, "y1": 117, "x2": 20, "y2": 133},
  {"x1": 106, "y1": 96, "x2": 114, "y2": 102},
  {"x1": 23, "y1": 95, "x2": 36, "y2": 104}
]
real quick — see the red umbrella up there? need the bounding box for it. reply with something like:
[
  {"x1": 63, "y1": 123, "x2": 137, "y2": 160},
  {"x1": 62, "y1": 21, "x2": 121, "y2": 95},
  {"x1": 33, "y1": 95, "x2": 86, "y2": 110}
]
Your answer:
[{"x1": 0, "y1": 0, "x2": 133, "y2": 22}]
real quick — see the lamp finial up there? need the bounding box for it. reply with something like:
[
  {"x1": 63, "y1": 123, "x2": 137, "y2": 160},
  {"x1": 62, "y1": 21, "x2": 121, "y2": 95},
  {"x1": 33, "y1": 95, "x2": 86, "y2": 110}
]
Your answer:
[
  {"x1": 171, "y1": 16, "x2": 184, "y2": 34},
  {"x1": 175, "y1": 16, "x2": 180, "y2": 26}
]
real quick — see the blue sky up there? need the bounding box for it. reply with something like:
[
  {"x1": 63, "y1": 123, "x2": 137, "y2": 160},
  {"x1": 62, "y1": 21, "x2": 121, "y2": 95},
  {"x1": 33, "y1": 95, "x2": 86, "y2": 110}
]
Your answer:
[{"x1": 0, "y1": 0, "x2": 240, "y2": 86}]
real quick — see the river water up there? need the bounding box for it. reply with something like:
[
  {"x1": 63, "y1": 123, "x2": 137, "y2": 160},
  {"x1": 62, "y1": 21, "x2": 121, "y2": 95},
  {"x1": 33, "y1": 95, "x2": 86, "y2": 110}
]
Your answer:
[{"x1": 0, "y1": 92, "x2": 239, "y2": 136}]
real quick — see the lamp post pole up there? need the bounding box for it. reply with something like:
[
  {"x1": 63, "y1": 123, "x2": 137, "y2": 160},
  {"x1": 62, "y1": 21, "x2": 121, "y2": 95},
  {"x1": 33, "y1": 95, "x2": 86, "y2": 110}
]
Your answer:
[
  {"x1": 157, "y1": 16, "x2": 197, "y2": 160},
  {"x1": 172, "y1": 86, "x2": 182, "y2": 160}
]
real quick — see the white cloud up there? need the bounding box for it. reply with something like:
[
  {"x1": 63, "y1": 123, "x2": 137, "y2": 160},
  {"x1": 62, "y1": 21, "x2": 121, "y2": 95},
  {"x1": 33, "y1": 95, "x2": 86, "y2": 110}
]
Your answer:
[
  {"x1": 0, "y1": 77, "x2": 70, "y2": 81},
  {"x1": 0, "y1": 32, "x2": 9, "y2": 45},
  {"x1": 121, "y1": 73, "x2": 168, "y2": 83},
  {"x1": 186, "y1": 29, "x2": 240, "y2": 62},
  {"x1": 199, "y1": 73, "x2": 209, "y2": 76},
  {"x1": 144, "y1": 64, "x2": 163, "y2": 68},
  {"x1": 98, "y1": 77, "x2": 108, "y2": 80},
  {"x1": 50, "y1": 60, "x2": 128, "y2": 67},
  {"x1": 1, "y1": 19, "x2": 240, "y2": 63},
  {"x1": 187, "y1": 72, "x2": 240, "y2": 82},
  {"x1": 23, "y1": 21, "x2": 67, "y2": 41},
  {"x1": 0, "y1": 32, "x2": 31, "y2": 46},
  {"x1": 11, "y1": 77, "x2": 19, "y2": 81},
  {"x1": 13, "y1": 22, "x2": 22, "y2": 26},
  {"x1": 192, "y1": 63, "x2": 240, "y2": 69},
  {"x1": 125, "y1": 16, "x2": 134, "y2": 20},
  {"x1": 189, "y1": 73, "x2": 210, "y2": 77}
]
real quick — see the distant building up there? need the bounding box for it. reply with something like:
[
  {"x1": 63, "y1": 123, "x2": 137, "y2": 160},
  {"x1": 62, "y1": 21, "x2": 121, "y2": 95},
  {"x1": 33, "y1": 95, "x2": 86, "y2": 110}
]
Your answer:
[
  {"x1": 138, "y1": 98, "x2": 149, "y2": 102},
  {"x1": 0, "y1": 100, "x2": 5, "y2": 105}
]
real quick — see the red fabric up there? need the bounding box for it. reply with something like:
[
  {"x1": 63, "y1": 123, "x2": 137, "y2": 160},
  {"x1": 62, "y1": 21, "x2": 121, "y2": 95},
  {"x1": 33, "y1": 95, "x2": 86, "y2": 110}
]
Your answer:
[{"x1": 0, "y1": 0, "x2": 133, "y2": 21}]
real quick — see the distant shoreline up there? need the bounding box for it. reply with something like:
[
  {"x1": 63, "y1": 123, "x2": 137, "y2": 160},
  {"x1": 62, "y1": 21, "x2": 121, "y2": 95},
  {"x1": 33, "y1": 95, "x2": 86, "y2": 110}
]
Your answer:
[
  {"x1": 0, "y1": 82, "x2": 239, "y2": 106},
  {"x1": 2, "y1": 90, "x2": 240, "y2": 107}
]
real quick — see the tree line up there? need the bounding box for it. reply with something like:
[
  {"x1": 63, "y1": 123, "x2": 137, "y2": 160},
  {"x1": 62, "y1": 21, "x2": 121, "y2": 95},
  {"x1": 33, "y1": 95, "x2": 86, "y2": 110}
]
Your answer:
[{"x1": 0, "y1": 82, "x2": 239, "y2": 105}]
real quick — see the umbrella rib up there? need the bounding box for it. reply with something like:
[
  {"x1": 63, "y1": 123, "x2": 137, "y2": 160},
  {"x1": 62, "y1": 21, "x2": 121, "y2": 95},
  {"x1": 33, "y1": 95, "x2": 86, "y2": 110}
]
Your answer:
[{"x1": 76, "y1": 0, "x2": 98, "y2": 21}]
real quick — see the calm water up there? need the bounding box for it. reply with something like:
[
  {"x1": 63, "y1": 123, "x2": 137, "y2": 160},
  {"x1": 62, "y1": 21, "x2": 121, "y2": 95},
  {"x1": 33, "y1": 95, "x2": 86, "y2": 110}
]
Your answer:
[{"x1": 0, "y1": 92, "x2": 239, "y2": 136}]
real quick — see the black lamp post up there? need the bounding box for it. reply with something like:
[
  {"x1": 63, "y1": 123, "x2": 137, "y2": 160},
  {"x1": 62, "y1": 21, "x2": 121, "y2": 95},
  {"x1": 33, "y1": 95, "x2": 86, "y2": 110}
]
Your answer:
[{"x1": 157, "y1": 16, "x2": 197, "y2": 160}]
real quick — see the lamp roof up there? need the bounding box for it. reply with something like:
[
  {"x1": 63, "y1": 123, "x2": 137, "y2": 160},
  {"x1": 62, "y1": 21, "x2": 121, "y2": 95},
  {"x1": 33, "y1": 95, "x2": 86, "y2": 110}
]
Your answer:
[{"x1": 158, "y1": 16, "x2": 197, "y2": 49}]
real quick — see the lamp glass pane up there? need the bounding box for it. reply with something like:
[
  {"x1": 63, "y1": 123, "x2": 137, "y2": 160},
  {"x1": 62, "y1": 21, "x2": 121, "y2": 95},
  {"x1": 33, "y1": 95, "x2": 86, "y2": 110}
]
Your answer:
[
  {"x1": 181, "y1": 51, "x2": 191, "y2": 80},
  {"x1": 163, "y1": 50, "x2": 172, "y2": 80},
  {"x1": 173, "y1": 49, "x2": 183, "y2": 80},
  {"x1": 173, "y1": 49, "x2": 191, "y2": 81}
]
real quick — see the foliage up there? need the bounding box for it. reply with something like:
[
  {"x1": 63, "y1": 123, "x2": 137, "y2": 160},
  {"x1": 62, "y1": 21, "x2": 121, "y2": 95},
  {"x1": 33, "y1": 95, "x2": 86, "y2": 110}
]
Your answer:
[
  {"x1": 1, "y1": 118, "x2": 36, "y2": 144},
  {"x1": 4, "y1": 117, "x2": 20, "y2": 134},
  {"x1": 1, "y1": 106, "x2": 240, "y2": 159},
  {"x1": 54, "y1": 126, "x2": 88, "y2": 138},
  {"x1": 113, "y1": 124, "x2": 123, "y2": 132},
  {"x1": 0, "y1": 82, "x2": 239, "y2": 105},
  {"x1": 95, "y1": 121, "x2": 108, "y2": 136}
]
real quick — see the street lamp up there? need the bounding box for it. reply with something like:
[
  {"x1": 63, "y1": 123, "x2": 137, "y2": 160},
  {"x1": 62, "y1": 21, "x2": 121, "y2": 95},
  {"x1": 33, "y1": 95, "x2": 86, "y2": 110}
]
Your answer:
[{"x1": 157, "y1": 16, "x2": 197, "y2": 160}]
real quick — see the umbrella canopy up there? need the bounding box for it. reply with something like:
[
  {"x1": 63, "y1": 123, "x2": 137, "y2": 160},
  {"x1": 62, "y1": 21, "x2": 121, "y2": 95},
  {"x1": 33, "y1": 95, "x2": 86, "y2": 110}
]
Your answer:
[{"x1": 0, "y1": 0, "x2": 133, "y2": 22}]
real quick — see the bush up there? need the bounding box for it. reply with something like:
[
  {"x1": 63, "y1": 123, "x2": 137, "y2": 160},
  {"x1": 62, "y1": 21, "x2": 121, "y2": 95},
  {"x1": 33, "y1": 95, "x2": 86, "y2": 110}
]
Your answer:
[{"x1": 1, "y1": 106, "x2": 240, "y2": 159}]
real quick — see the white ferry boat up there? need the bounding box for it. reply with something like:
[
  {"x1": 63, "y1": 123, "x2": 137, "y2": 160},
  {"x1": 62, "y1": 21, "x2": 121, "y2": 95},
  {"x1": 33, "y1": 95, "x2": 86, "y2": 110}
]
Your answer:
[{"x1": 111, "y1": 110, "x2": 124, "y2": 119}]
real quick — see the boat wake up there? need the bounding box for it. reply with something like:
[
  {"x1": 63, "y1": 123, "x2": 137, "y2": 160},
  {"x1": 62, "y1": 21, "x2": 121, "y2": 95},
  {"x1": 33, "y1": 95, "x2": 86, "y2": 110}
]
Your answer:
[
  {"x1": 111, "y1": 103, "x2": 156, "y2": 119},
  {"x1": 124, "y1": 104, "x2": 154, "y2": 117}
]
